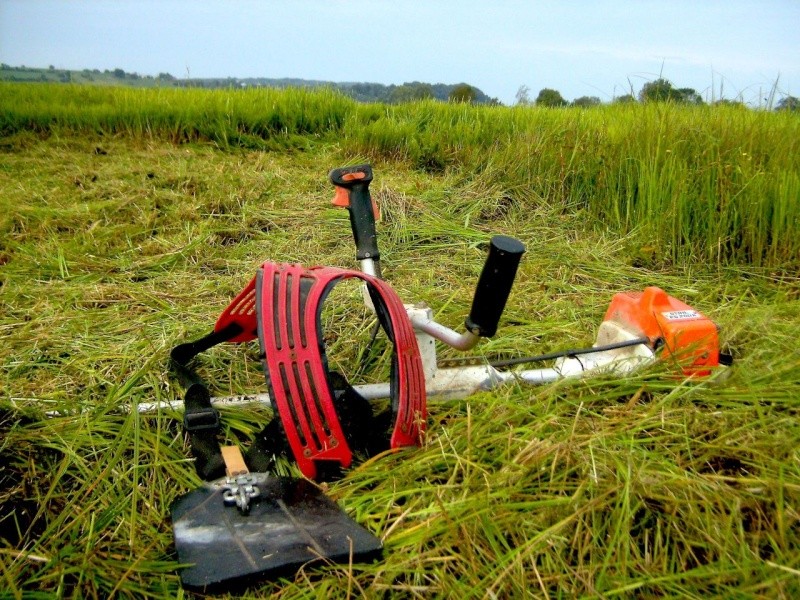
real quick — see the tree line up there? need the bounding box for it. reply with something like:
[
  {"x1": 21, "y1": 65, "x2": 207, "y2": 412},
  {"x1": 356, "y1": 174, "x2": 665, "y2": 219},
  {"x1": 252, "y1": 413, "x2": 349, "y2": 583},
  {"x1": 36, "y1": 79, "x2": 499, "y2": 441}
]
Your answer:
[
  {"x1": 517, "y1": 78, "x2": 799, "y2": 110},
  {"x1": 1, "y1": 65, "x2": 797, "y2": 110},
  {"x1": 174, "y1": 78, "x2": 498, "y2": 105}
]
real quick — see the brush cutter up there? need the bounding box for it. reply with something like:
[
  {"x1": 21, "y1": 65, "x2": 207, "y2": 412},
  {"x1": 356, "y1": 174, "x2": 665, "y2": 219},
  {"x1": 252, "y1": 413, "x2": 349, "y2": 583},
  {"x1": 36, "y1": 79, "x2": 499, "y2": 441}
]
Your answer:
[
  {"x1": 167, "y1": 163, "x2": 726, "y2": 411},
  {"x1": 166, "y1": 164, "x2": 728, "y2": 591}
]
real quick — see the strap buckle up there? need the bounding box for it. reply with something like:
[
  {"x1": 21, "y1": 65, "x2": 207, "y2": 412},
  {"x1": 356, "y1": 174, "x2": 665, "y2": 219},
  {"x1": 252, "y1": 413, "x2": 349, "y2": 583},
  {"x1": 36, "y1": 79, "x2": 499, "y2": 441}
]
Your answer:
[
  {"x1": 222, "y1": 474, "x2": 261, "y2": 515},
  {"x1": 183, "y1": 407, "x2": 220, "y2": 432}
]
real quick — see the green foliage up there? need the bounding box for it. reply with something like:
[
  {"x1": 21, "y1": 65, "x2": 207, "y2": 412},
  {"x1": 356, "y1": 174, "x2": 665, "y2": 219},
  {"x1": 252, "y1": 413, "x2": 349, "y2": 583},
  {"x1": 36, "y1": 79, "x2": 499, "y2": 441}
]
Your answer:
[
  {"x1": 776, "y1": 95, "x2": 799, "y2": 111},
  {"x1": 0, "y1": 82, "x2": 798, "y2": 270},
  {"x1": 0, "y1": 82, "x2": 354, "y2": 143},
  {"x1": 677, "y1": 87, "x2": 704, "y2": 105},
  {"x1": 449, "y1": 83, "x2": 478, "y2": 103},
  {"x1": 389, "y1": 82, "x2": 434, "y2": 103},
  {"x1": 613, "y1": 94, "x2": 637, "y2": 104},
  {"x1": 639, "y1": 78, "x2": 704, "y2": 104},
  {"x1": 535, "y1": 88, "x2": 568, "y2": 107},
  {"x1": 639, "y1": 78, "x2": 674, "y2": 102},
  {"x1": 0, "y1": 64, "x2": 498, "y2": 104},
  {"x1": 572, "y1": 95, "x2": 602, "y2": 107},
  {"x1": 714, "y1": 98, "x2": 746, "y2": 108}
]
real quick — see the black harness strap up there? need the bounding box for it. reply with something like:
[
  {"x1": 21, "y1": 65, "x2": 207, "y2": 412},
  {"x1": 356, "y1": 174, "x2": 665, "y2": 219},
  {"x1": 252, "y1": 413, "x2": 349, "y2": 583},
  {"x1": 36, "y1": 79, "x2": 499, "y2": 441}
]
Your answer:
[
  {"x1": 171, "y1": 334, "x2": 369, "y2": 482},
  {"x1": 182, "y1": 382, "x2": 225, "y2": 480},
  {"x1": 171, "y1": 322, "x2": 243, "y2": 366}
]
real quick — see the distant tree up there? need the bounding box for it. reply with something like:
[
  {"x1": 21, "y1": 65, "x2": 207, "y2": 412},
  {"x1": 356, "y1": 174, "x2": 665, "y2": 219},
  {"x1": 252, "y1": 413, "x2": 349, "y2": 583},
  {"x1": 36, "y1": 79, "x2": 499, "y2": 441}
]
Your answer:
[
  {"x1": 713, "y1": 98, "x2": 744, "y2": 108},
  {"x1": 157, "y1": 72, "x2": 176, "y2": 81},
  {"x1": 1, "y1": 63, "x2": 11, "y2": 70},
  {"x1": 572, "y1": 95, "x2": 602, "y2": 107},
  {"x1": 449, "y1": 83, "x2": 477, "y2": 103},
  {"x1": 390, "y1": 82, "x2": 434, "y2": 103},
  {"x1": 676, "y1": 87, "x2": 704, "y2": 105},
  {"x1": 613, "y1": 94, "x2": 636, "y2": 104},
  {"x1": 776, "y1": 95, "x2": 799, "y2": 112},
  {"x1": 49, "y1": 65, "x2": 55, "y2": 71},
  {"x1": 515, "y1": 85, "x2": 531, "y2": 105},
  {"x1": 345, "y1": 82, "x2": 387, "y2": 102},
  {"x1": 639, "y1": 78, "x2": 703, "y2": 104},
  {"x1": 535, "y1": 88, "x2": 567, "y2": 107},
  {"x1": 112, "y1": 68, "x2": 126, "y2": 78},
  {"x1": 639, "y1": 78, "x2": 677, "y2": 102}
]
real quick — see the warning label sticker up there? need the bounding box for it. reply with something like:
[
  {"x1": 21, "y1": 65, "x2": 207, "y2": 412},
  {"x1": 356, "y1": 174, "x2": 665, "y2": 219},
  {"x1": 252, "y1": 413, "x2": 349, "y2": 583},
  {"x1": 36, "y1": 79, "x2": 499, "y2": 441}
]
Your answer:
[{"x1": 662, "y1": 310, "x2": 700, "y2": 321}]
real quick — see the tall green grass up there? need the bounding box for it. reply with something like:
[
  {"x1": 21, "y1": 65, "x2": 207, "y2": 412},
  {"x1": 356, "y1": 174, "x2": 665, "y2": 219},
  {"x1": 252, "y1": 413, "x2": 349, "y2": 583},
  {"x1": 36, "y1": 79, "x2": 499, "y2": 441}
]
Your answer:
[
  {"x1": 0, "y1": 82, "x2": 352, "y2": 145},
  {"x1": 1, "y1": 81, "x2": 798, "y2": 268},
  {"x1": 344, "y1": 101, "x2": 800, "y2": 269}
]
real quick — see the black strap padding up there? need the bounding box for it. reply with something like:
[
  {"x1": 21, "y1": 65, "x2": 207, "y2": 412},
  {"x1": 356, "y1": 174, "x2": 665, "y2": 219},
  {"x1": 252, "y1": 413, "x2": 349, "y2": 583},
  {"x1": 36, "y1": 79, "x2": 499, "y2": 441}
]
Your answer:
[
  {"x1": 171, "y1": 322, "x2": 244, "y2": 366},
  {"x1": 245, "y1": 418, "x2": 289, "y2": 473},
  {"x1": 328, "y1": 372, "x2": 393, "y2": 457},
  {"x1": 244, "y1": 372, "x2": 389, "y2": 480},
  {"x1": 170, "y1": 322, "x2": 248, "y2": 480}
]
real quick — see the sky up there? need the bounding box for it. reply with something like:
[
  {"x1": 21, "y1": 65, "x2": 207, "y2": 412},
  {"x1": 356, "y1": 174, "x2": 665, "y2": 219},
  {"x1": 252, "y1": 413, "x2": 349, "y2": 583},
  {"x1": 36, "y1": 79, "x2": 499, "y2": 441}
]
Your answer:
[{"x1": 1, "y1": 0, "x2": 798, "y2": 106}]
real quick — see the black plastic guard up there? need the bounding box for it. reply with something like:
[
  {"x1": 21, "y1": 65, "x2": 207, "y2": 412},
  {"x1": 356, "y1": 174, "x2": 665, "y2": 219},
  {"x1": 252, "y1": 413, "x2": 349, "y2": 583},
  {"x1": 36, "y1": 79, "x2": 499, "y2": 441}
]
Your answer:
[{"x1": 171, "y1": 475, "x2": 382, "y2": 591}]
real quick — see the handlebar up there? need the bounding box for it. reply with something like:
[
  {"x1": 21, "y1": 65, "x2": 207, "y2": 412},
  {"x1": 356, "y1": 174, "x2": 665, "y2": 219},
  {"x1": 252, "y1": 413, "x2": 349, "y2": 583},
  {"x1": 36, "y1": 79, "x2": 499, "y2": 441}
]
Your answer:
[
  {"x1": 465, "y1": 235, "x2": 526, "y2": 337},
  {"x1": 329, "y1": 165, "x2": 380, "y2": 272},
  {"x1": 330, "y1": 165, "x2": 524, "y2": 340}
]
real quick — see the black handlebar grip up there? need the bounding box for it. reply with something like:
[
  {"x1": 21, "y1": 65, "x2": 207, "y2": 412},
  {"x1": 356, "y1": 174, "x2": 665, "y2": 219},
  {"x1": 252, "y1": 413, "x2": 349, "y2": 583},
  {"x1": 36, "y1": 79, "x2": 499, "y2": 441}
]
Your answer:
[
  {"x1": 465, "y1": 235, "x2": 526, "y2": 337},
  {"x1": 329, "y1": 165, "x2": 379, "y2": 262}
]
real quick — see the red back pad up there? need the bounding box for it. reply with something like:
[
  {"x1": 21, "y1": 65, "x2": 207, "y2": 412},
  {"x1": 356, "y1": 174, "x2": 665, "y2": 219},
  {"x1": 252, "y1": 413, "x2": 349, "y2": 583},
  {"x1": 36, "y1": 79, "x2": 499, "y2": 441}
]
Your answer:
[{"x1": 257, "y1": 263, "x2": 426, "y2": 480}]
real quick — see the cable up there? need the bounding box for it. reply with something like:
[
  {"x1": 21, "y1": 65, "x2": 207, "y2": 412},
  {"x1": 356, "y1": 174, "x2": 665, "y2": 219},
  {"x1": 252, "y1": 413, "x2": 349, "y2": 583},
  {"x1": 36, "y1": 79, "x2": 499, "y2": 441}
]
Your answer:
[{"x1": 489, "y1": 337, "x2": 653, "y2": 369}]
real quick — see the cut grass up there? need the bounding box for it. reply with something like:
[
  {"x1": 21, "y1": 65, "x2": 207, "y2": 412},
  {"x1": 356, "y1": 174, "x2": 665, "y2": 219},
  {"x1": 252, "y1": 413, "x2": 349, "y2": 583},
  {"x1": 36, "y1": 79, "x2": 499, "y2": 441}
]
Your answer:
[{"x1": 1, "y1": 130, "x2": 799, "y2": 597}]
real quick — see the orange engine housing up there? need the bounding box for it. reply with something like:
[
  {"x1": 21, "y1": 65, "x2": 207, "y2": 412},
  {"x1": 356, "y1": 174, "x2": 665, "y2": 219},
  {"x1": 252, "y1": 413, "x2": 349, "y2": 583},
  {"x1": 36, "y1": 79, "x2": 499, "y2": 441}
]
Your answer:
[{"x1": 603, "y1": 286, "x2": 720, "y2": 376}]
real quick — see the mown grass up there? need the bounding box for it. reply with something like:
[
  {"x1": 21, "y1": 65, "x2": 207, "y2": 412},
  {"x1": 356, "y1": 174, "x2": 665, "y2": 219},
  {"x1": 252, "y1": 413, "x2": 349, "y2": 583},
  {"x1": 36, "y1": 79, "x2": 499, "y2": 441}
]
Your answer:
[{"x1": 1, "y1": 86, "x2": 799, "y2": 597}]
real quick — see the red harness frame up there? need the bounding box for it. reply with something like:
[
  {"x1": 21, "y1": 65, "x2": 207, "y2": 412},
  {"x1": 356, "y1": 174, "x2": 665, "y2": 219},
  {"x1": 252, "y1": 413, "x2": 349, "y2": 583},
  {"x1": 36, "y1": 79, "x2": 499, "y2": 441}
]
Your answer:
[{"x1": 214, "y1": 262, "x2": 427, "y2": 480}]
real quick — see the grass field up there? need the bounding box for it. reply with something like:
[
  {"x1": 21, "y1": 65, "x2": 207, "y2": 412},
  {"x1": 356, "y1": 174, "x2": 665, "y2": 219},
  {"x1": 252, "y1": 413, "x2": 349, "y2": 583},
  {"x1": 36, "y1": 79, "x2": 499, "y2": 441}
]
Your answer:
[{"x1": 1, "y1": 83, "x2": 799, "y2": 598}]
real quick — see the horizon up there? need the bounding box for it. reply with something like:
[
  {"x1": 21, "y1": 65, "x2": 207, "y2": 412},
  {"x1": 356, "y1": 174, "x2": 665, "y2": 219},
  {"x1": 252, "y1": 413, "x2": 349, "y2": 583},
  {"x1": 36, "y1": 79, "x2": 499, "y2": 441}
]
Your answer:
[{"x1": 1, "y1": 0, "x2": 798, "y2": 106}]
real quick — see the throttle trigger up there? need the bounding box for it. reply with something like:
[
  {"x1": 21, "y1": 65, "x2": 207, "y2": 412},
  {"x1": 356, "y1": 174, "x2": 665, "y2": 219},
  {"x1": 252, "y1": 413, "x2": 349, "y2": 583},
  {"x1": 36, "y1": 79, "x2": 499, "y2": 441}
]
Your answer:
[{"x1": 330, "y1": 186, "x2": 380, "y2": 220}]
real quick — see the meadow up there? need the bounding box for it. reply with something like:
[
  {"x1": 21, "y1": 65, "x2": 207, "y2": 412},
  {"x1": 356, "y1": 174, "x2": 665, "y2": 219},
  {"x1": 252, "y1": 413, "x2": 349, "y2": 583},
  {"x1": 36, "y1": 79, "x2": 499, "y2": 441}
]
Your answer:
[{"x1": 1, "y1": 82, "x2": 799, "y2": 598}]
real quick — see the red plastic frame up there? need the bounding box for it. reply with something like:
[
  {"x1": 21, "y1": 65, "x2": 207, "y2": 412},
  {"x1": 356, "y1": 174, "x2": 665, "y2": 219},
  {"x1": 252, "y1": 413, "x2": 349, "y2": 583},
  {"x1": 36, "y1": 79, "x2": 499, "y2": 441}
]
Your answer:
[{"x1": 216, "y1": 262, "x2": 426, "y2": 480}]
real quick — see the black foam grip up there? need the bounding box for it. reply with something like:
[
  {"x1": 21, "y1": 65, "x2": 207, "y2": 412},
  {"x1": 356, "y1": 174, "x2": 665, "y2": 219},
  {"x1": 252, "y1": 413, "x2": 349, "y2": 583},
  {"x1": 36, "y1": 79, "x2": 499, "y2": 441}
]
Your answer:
[
  {"x1": 465, "y1": 235, "x2": 526, "y2": 338},
  {"x1": 329, "y1": 165, "x2": 379, "y2": 262}
]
